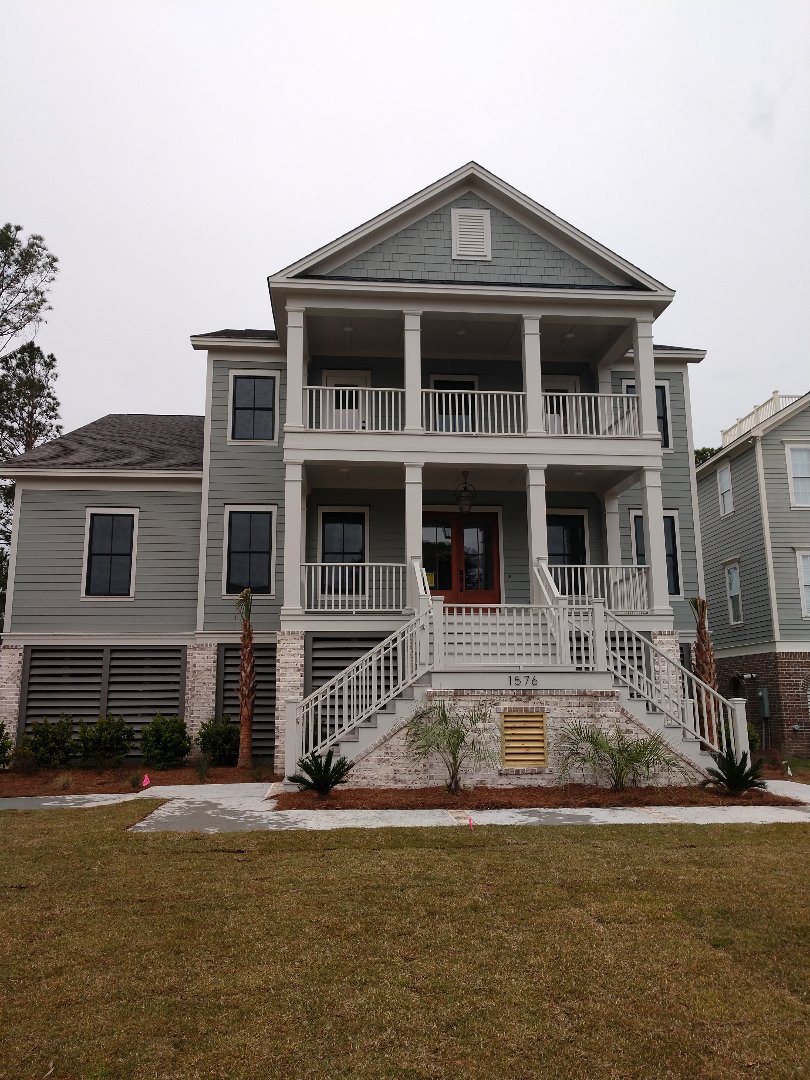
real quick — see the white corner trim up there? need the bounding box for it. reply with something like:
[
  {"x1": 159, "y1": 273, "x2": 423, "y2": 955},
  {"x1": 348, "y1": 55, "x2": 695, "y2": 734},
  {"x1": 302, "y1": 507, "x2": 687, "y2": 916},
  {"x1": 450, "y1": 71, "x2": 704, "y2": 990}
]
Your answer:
[
  {"x1": 80, "y1": 507, "x2": 139, "y2": 601},
  {"x1": 3, "y1": 482, "x2": 23, "y2": 633},
  {"x1": 221, "y1": 504, "x2": 278, "y2": 598},
  {"x1": 754, "y1": 436, "x2": 780, "y2": 641},
  {"x1": 196, "y1": 354, "x2": 215, "y2": 632},
  {"x1": 226, "y1": 368, "x2": 281, "y2": 446}
]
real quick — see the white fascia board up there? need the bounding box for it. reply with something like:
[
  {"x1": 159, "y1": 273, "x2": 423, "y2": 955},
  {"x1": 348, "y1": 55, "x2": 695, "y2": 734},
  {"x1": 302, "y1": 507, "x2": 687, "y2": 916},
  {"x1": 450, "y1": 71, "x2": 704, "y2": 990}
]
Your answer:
[
  {"x1": 3, "y1": 470, "x2": 202, "y2": 486},
  {"x1": 696, "y1": 393, "x2": 810, "y2": 477},
  {"x1": 270, "y1": 161, "x2": 673, "y2": 294},
  {"x1": 190, "y1": 336, "x2": 280, "y2": 352}
]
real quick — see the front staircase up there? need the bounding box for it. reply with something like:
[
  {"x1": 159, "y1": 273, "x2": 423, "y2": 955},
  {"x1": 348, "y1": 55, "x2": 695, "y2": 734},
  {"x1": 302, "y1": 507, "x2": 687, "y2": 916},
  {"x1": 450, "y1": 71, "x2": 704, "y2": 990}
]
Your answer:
[{"x1": 286, "y1": 560, "x2": 747, "y2": 778}]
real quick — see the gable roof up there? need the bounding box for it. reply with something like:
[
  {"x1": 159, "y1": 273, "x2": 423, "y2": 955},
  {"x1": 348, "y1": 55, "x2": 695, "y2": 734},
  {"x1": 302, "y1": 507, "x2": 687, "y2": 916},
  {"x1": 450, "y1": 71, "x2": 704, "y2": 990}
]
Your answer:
[
  {"x1": 696, "y1": 391, "x2": 810, "y2": 475},
  {"x1": 0, "y1": 415, "x2": 204, "y2": 476},
  {"x1": 270, "y1": 162, "x2": 673, "y2": 296}
]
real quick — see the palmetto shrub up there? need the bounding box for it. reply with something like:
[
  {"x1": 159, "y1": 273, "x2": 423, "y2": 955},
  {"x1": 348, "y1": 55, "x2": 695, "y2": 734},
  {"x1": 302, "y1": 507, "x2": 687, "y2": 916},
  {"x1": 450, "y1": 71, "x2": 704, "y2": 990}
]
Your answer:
[
  {"x1": 705, "y1": 748, "x2": 766, "y2": 796},
  {"x1": 405, "y1": 699, "x2": 498, "y2": 794},
  {"x1": 287, "y1": 749, "x2": 354, "y2": 796},
  {"x1": 556, "y1": 721, "x2": 693, "y2": 790}
]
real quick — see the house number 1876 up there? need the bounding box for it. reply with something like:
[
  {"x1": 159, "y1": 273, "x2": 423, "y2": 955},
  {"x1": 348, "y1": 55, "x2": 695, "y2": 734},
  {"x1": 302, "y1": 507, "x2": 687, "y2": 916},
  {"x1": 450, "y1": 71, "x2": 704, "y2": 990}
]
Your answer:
[{"x1": 508, "y1": 675, "x2": 538, "y2": 687}]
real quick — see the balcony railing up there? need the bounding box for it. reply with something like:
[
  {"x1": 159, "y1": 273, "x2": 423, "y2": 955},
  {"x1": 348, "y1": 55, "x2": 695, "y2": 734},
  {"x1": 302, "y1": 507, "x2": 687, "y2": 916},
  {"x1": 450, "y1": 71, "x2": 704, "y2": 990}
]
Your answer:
[
  {"x1": 549, "y1": 564, "x2": 649, "y2": 614},
  {"x1": 422, "y1": 389, "x2": 525, "y2": 434},
  {"x1": 302, "y1": 562, "x2": 407, "y2": 612},
  {"x1": 304, "y1": 386, "x2": 404, "y2": 432},
  {"x1": 720, "y1": 391, "x2": 804, "y2": 446},
  {"x1": 543, "y1": 393, "x2": 639, "y2": 437}
]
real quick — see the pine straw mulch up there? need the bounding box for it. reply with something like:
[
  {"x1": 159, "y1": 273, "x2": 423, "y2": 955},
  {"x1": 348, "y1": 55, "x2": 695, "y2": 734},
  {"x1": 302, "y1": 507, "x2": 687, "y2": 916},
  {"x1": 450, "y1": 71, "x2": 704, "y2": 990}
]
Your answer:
[
  {"x1": 273, "y1": 783, "x2": 801, "y2": 811},
  {"x1": 0, "y1": 765, "x2": 281, "y2": 797}
]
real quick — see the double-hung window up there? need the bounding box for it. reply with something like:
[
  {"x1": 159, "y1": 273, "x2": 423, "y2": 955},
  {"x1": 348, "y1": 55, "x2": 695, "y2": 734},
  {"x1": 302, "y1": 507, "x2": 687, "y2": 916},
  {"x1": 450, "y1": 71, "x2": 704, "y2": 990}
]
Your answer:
[
  {"x1": 83, "y1": 510, "x2": 137, "y2": 598},
  {"x1": 225, "y1": 507, "x2": 275, "y2": 595},
  {"x1": 624, "y1": 381, "x2": 671, "y2": 448},
  {"x1": 231, "y1": 374, "x2": 277, "y2": 441},
  {"x1": 725, "y1": 561, "x2": 743, "y2": 625},
  {"x1": 633, "y1": 513, "x2": 681, "y2": 596},
  {"x1": 797, "y1": 552, "x2": 810, "y2": 618},
  {"x1": 320, "y1": 510, "x2": 367, "y2": 596},
  {"x1": 787, "y1": 446, "x2": 810, "y2": 507},
  {"x1": 717, "y1": 462, "x2": 733, "y2": 516}
]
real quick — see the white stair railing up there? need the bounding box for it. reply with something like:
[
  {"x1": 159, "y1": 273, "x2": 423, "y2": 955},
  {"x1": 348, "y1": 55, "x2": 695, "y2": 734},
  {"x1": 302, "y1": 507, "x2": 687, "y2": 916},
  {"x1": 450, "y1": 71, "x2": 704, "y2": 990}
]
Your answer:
[{"x1": 603, "y1": 611, "x2": 741, "y2": 756}]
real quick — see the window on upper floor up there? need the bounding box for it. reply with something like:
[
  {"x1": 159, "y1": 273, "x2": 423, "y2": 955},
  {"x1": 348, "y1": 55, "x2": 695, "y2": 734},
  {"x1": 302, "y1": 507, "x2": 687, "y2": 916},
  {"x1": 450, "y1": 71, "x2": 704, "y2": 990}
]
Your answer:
[
  {"x1": 224, "y1": 507, "x2": 275, "y2": 595},
  {"x1": 632, "y1": 512, "x2": 681, "y2": 596},
  {"x1": 451, "y1": 207, "x2": 491, "y2": 261},
  {"x1": 725, "y1": 561, "x2": 743, "y2": 625},
  {"x1": 797, "y1": 552, "x2": 810, "y2": 618},
  {"x1": 230, "y1": 374, "x2": 277, "y2": 442},
  {"x1": 623, "y1": 381, "x2": 671, "y2": 448},
  {"x1": 83, "y1": 510, "x2": 137, "y2": 598},
  {"x1": 786, "y1": 445, "x2": 810, "y2": 507},
  {"x1": 717, "y1": 462, "x2": 733, "y2": 516}
]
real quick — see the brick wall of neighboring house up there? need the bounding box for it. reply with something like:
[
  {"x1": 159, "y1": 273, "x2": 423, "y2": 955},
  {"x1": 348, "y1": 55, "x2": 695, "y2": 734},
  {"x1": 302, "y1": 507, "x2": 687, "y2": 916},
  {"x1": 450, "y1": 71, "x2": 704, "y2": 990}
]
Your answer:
[{"x1": 715, "y1": 652, "x2": 810, "y2": 757}]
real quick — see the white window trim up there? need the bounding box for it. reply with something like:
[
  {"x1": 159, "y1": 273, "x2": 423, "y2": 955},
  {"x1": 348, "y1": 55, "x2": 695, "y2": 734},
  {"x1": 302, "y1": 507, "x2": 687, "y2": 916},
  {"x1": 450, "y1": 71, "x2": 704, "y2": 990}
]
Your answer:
[
  {"x1": 227, "y1": 369, "x2": 281, "y2": 446},
  {"x1": 451, "y1": 207, "x2": 492, "y2": 261},
  {"x1": 717, "y1": 461, "x2": 734, "y2": 516},
  {"x1": 316, "y1": 506, "x2": 370, "y2": 563},
  {"x1": 796, "y1": 550, "x2": 810, "y2": 619},
  {"x1": 621, "y1": 377, "x2": 674, "y2": 451},
  {"x1": 724, "y1": 558, "x2": 744, "y2": 626},
  {"x1": 222, "y1": 504, "x2": 278, "y2": 598},
  {"x1": 630, "y1": 508, "x2": 684, "y2": 599},
  {"x1": 80, "y1": 507, "x2": 139, "y2": 602},
  {"x1": 545, "y1": 508, "x2": 591, "y2": 564},
  {"x1": 785, "y1": 444, "x2": 810, "y2": 509}
]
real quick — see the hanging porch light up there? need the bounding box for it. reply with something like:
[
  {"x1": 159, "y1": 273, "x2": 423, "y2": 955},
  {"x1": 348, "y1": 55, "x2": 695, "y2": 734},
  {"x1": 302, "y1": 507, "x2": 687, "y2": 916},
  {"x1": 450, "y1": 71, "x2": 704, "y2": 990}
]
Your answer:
[{"x1": 455, "y1": 470, "x2": 477, "y2": 514}]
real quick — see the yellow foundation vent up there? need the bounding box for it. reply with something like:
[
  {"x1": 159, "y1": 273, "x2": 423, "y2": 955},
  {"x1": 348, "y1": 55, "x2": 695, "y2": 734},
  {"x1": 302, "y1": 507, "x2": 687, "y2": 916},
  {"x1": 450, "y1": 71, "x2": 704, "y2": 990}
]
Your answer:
[{"x1": 501, "y1": 711, "x2": 547, "y2": 768}]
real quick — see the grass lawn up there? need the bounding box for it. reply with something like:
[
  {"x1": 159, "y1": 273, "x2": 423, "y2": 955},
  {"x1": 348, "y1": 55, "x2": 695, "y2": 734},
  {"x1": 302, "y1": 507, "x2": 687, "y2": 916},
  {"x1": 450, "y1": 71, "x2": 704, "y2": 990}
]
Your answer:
[{"x1": 1, "y1": 804, "x2": 808, "y2": 1080}]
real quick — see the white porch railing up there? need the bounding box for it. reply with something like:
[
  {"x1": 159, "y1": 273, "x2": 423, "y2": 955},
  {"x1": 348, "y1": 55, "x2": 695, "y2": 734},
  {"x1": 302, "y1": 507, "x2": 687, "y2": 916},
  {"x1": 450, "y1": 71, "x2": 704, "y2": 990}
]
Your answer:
[
  {"x1": 550, "y1": 564, "x2": 649, "y2": 614},
  {"x1": 543, "y1": 393, "x2": 639, "y2": 437},
  {"x1": 438, "y1": 603, "x2": 595, "y2": 669},
  {"x1": 422, "y1": 389, "x2": 526, "y2": 434},
  {"x1": 304, "y1": 386, "x2": 404, "y2": 432},
  {"x1": 720, "y1": 391, "x2": 803, "y2": 445},
  {"x1": 302, "y1": 563, "x2": 407, "y2": 612}
]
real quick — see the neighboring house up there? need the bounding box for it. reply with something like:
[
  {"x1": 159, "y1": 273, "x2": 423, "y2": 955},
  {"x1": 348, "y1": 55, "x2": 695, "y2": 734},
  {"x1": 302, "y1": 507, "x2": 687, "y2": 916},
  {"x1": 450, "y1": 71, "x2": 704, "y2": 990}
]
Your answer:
[
  {"x1": 697, "y1": 391, "x2": 810, "y2": 756},
  {"x1": 0, "y1": 163, "x2": 747, "y2": 781}
]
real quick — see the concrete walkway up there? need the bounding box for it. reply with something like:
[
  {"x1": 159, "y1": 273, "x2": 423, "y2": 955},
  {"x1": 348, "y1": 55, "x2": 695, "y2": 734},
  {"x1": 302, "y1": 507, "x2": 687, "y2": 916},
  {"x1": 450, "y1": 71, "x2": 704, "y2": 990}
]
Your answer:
[{"x1": 1, "y1": 780, "x2": 809, "y2": 832}]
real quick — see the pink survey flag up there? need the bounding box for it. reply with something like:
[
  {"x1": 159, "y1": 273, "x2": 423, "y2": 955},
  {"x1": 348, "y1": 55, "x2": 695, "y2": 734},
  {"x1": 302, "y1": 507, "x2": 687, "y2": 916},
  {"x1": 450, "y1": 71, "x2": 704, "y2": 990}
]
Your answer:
[
  {"x1": 468, "y1": 816, "x2": 474, "y2": 830},
  {"x1": 142, "y1": 774, "x2": 151, "y2": 789}
]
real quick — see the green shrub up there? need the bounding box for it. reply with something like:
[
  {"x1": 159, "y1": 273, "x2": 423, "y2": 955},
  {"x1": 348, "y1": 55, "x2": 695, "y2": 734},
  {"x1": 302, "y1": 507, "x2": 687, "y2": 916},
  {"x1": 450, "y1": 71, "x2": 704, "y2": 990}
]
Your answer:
[
  {"x1": 287, "y1": 749, "x2": 354, "y2": 796},
  {"x1": 196, "y1": 716, "x2": 239, "y2": 766},
  {"x1": 556, "y1": 721, "x2": 693, "y2": 790},
  {"x1": 705, "y1": 748, "x2": 766, "y2": 795},
  {"x1": 28, "y1": 715, "x2": 75, "y2": 769},
  {"x1": 77, "y1": 714, "x2": 134, "y2": 768},
  {"x1": 747, "y1": 721, "x2": 761, "y2": 754},
  {"x1": 0, "y1": 722, "x2": 13, "y2": 769},
  {"x1": 140, "y1": 713, "x2": 191, "y2": 769},
  {"x1": 10, "y1": 738, "x2": 37, "y2": 773}
]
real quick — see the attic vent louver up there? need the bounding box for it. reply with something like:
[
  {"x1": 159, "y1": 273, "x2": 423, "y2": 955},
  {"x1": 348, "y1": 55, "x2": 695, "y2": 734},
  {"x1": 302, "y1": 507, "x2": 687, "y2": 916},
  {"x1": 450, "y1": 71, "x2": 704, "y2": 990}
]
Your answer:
[{"x1": 451, "y1": 207, "x2": 491, "y2": 261}]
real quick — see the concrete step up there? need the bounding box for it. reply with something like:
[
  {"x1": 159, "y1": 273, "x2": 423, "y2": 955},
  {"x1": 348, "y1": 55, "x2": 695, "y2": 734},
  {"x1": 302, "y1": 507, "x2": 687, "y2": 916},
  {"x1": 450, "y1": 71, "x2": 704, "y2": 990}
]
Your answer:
[
  {"x1": 335, "y1": 681, "x2": 429, "y2": 760},
  {"x1": 618, "y1": 690, "x2": 711, "y2": 771}
]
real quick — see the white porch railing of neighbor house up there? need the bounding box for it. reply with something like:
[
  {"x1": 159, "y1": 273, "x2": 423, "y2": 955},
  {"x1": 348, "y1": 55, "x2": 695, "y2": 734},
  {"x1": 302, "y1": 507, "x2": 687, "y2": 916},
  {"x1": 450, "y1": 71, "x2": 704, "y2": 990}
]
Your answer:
[
  {"x1": 302, "y1": 563, "x2": 407, "y2": 612},
  {"x1": 422, "y1": 389, "x2": 526, "y2": 434},
  {"x1": 304, "y1": 386, "x2": 404, "y2": 432},
  {"x1": 603, "y1": 611, "x2": 739, "y2": 756},
  {"x1": 542, "y1": 392, "x2": 640, "y2": 437},
  {"x1": 550, "y1": 564, "x2": 649, "y2": 614},
  {"x1": 720, "y1": 391, "x2": 804, "y2": 446}
]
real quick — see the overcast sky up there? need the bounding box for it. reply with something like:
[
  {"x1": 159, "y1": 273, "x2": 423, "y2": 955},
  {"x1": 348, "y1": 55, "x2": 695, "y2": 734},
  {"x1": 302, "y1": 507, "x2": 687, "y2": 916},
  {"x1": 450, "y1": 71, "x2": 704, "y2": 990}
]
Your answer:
[{"x1": 2, "y1": 0, "x2": 808, "y2": 447}]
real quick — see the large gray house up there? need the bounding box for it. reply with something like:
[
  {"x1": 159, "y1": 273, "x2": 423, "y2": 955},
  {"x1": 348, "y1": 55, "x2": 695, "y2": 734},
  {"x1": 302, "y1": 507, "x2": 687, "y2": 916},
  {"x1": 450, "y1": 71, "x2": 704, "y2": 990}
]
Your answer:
[
  {"x1": 0, "y1": 164, "x2": 747, "y2": 781},
  {"x1": 698, "y1": 392, "x2": 810, "y2": 757}
]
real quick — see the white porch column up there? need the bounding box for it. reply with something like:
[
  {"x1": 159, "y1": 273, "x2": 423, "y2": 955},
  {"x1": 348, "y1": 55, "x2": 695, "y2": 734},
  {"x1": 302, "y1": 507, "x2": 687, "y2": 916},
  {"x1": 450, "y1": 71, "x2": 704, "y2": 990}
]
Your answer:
[
  {"x1": 285, "y1": 306, "x2": 306, "y2": 431},
  {"x1": 640, "y1": 468, "x2": 671, "y2": 615},
  {"x1": 522, "y1": 316, "x2": 545, "y2": 436},
  {"x1": 526, "y1": 465, "x2": 548, "y2": 603},
  {"x1": 282, "y1": 460, "x2": 304, "y2": 613},
  {"x1": 632, "y1": 315, "x2": 659, "y2": 439},
  {"x1": 604, "y1": 494, "x2": 621, "y2": 565},
  {"x1": 405, "y1": 463, "x2": 423, "y2": 608},
  {"x1": 404, "y1": 311, "x2": 423, "y2": 433}
]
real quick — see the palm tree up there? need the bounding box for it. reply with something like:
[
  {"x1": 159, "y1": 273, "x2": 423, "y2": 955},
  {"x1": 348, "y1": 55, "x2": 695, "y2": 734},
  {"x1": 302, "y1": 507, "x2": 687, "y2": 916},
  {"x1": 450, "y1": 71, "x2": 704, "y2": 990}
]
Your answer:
[
  {"x1": 689, "y1": 596, "x2": 718, "y2": 745},
  {"x1": 235, "y1": 588, "x2": 256, "y2": 769}
]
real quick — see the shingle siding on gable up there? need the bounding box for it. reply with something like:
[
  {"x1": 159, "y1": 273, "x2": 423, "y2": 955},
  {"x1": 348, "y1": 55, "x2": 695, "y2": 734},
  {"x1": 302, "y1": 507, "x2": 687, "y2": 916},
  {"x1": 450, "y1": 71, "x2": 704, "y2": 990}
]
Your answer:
[
  {"x1": 322, "y1": 193, "x2": 614, "y2": 287},
  {"x1": 761, "y1": 404, "x2": 810, "y2": 640},
  {"x1": 697, "y1": 447, "x2": 773, "y2": 650}
]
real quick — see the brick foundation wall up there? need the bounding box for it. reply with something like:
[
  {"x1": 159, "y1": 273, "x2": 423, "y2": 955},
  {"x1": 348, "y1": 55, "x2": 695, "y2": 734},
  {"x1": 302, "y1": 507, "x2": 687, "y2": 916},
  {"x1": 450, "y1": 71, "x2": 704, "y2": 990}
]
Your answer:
[
  {"x1": 347, "y1": 686, "x2": 702, "y2": 789},
  {"x1": 0, "y1": 644, "x2": 24, "y2": 745},
  {"x1": 183, "y1": 643, "x2": 218, "y2": 739},
  {"x1": 716, "y1": 652, "x2": 810, "y2": 757},
  {"x1": 274, "y1": 630, "x2": 305, "y2": 769}
]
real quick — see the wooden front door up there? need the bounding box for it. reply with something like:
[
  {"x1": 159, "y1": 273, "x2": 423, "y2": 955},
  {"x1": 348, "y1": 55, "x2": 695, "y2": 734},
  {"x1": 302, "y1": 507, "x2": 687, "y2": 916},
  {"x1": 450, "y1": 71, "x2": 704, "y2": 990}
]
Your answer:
[{"x1": 422, "y1": 511, "x2": 501, "y2": 604}]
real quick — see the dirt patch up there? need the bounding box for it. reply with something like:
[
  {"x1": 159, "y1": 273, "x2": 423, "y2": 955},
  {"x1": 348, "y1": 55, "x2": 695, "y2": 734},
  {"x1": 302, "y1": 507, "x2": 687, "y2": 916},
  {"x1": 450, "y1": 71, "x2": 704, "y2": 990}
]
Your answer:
[
  {"x1": 273, "y1": 783, "x2": 800, "y2": 811},
  {"x1": 0, "y1": 765, "x2": 280, "y2": 797}
]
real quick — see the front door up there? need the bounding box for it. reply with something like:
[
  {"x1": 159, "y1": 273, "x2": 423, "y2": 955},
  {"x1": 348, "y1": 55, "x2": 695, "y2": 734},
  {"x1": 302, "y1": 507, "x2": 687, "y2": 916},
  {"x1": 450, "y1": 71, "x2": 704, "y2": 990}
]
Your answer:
[{"x1": 422, "y1": 511, "x2": 501, "y2": 604}]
